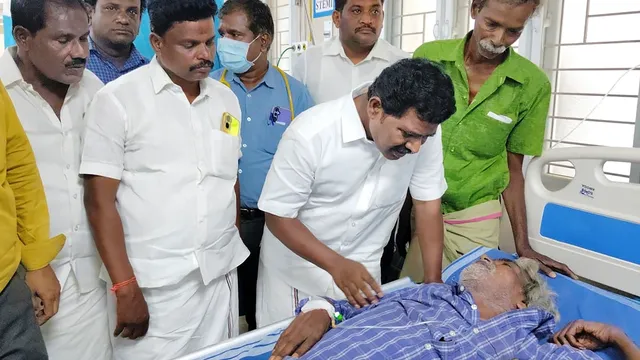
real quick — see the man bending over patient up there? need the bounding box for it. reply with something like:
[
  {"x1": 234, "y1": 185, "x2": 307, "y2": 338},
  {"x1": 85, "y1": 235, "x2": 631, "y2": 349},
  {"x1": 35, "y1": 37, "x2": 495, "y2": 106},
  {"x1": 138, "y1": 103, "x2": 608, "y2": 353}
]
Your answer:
[{"x1": 270, "y1": 256, "x2": 640, "y2": 360}]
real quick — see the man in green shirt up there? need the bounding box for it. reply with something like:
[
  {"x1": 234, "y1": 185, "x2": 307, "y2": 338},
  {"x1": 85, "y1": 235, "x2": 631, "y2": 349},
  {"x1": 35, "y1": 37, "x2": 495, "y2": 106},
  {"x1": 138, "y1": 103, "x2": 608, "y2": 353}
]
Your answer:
[{"x1": 402, "y1": 0, "x2": 577, "y2": 282}]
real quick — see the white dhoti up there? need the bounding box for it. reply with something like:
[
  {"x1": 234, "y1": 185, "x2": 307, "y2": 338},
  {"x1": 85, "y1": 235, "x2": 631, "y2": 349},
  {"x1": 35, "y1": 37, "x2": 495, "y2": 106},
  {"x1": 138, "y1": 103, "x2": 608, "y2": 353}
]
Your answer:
[
  {"x1": 255, "y1": 261, "x2": 345, "y2": 328},
  {"x1": 40, "y1": 271, "x2": 111, "y2": 360},
  {"x1": 108, "y1": 270, "x2": 239, "y2": 360}
]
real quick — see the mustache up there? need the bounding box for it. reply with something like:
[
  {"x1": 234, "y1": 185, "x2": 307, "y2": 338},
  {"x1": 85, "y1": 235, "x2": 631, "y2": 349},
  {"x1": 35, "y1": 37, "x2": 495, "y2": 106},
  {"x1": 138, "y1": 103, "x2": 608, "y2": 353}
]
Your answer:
[
  {"x1": 65, "y1": 58, "x2": 86, "y2": 67},
  {"x1": 189, "y1": 61, "x2": 214, "y2": 71},
  {"x1": 392, "y1": 145, "x2": 411, "y2": 155},
  {"x1": 479, "y1": 39, "x2": 506, "y2": 54},
  {"x1": 356, "y1": 25, "x2": 376, "y2": 33}
]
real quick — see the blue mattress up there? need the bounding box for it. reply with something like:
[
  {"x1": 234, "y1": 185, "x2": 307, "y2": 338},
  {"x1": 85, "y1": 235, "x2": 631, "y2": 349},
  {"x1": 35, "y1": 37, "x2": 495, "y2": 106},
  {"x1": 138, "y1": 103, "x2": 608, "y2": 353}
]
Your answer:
[{"x1": 177, "y1": 247, "x2": 640, "y2": 360}]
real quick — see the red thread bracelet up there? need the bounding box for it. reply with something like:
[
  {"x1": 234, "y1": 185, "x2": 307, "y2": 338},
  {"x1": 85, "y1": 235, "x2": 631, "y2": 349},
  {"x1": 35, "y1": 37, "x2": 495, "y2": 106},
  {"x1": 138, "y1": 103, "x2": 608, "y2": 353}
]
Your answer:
[{"x1": 110, "y1": 277, "x2": 136, "y2": 293}]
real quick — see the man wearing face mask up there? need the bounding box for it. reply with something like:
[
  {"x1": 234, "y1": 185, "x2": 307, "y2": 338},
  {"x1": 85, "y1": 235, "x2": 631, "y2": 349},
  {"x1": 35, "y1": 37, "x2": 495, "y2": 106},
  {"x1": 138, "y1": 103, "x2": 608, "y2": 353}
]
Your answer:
[
  {"x1": 211, "y1": 0, "x2": 314, "y2": 332},
  {"x1": 0, "y1": 0, "x2": 109, "y2": 359},
  {"x1": 293, "y1": 0, "x2": 407, "y2": 105},
  {"x1": 402, "y1": 0, "x2": 577, "y2": 283},
  {"x1": 255, "y1": 59, "x2": 456, "y2": 328},
  {"x1": 80, "y1": 0, "x2": 249, "y2": 358},
  {"x1": 84, "y1": 0, "x2": 149, "y2": 83}
]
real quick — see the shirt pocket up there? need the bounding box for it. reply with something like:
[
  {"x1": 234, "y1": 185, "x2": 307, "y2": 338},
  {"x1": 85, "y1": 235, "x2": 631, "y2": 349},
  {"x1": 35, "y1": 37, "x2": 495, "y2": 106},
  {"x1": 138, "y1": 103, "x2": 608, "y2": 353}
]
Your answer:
[
  {"x1": 261, "y1": 122, "x2": 288, "y2": 155},
  {"x1": 209, "y1": 129, "x2": 240, "y2": 180},
  {"x1": 374, "y1": 158, "x2": 412, "y2": 208}
]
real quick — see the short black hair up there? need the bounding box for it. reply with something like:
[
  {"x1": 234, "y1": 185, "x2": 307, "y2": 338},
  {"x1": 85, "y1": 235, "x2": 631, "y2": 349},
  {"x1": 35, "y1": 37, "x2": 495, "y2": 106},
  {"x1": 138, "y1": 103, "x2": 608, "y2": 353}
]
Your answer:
[
  {"x1": 11, "y1": 0, "x2": 88, "y2": 33},
  {"x1": 148, "y1": 0, "x2": 218, "y2": 37},
  {"x1": 335, "y1": 0, "x2": 384, "y2": 13},
  {"x1": 219, "y1": 0, "x2": 274, "y2": 40},
  {"x1": 83, "y1": 0, "x2": 148, "y2": 13},
  {"x1": 368, "y1": 58, "x2": 456, "y2": 125}
]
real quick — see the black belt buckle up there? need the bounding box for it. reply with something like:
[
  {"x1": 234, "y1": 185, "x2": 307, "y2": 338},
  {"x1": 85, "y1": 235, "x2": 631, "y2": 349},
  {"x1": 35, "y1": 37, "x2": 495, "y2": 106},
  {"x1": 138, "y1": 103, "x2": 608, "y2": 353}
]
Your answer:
[{"x1": 240, "y1": 208, "x2": 264, "y2": 220}]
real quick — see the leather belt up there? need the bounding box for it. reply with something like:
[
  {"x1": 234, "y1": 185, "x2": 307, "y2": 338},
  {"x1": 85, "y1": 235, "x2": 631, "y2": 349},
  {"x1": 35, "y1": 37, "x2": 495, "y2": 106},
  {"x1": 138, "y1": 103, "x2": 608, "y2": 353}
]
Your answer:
[{"x1": 240, "y1": 208, "x2": 264, "y2": 220}]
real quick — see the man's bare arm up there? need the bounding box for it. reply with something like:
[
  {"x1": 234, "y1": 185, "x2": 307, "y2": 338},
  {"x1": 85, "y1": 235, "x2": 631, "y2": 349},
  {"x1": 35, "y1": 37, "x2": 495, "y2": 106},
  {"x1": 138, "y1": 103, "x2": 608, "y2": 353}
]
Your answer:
[
  {"x1": 84, "y1": 175, "x2": 133, "y2": 284},
  {"x1": 502, "y1": 152, "x2": 528, "y2": 252},
  {"x1": 412, "y1": 198, "x2": 444, "y2": 283},
  {"x1": 503, "y1": 152, "x2": 576, "y2": 278}
]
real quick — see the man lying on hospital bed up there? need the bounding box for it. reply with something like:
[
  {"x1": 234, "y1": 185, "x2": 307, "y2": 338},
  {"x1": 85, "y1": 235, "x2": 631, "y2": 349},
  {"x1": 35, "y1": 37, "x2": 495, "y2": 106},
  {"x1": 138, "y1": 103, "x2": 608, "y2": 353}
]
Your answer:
[{"x1": 268, "y1": 256, "x2": 640, "y2": 360}]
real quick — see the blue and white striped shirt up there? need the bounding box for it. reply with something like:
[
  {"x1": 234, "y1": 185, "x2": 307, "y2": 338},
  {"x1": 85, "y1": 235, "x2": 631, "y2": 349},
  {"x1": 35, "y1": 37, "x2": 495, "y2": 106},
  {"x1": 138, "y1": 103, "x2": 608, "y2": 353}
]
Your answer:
[{"x1": 293, "y1": 283, "x2": 602, "y2": 360}]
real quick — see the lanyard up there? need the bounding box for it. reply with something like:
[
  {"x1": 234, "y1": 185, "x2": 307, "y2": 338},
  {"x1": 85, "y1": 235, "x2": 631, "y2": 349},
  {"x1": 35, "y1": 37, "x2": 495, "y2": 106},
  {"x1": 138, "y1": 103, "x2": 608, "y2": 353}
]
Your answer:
[{"x1": 219, "y1": 66, "x2": 295, "y2": 122}]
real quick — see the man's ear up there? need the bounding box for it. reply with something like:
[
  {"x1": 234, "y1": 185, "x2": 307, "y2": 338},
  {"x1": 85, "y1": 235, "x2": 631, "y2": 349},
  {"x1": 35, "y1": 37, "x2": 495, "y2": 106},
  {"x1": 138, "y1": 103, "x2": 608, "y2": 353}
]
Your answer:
[
  {"x1": 85, "y1": 3, "x2": 95, "y2": 24},
  {"x1": 369, "y1": 96, "x2": 382, "y2": 111},
  {"x1": 470, "y1": 0, "x2": 480, "y2": 20},
  {"x1": 260, "y1": 33, "x2": 271, "y2": 53},
  {"x1": 149, "y1": 32, "x2": 162, "y2": 53},
  {"x1": 516, "y1": 301, "x2": 527, "y2": 310},
  {"x1": 332, "y1": 10, "x2": 341, "y2": 29},
  {"x1": 12, "y1": 26, "x2": 32, "y2": 50}
]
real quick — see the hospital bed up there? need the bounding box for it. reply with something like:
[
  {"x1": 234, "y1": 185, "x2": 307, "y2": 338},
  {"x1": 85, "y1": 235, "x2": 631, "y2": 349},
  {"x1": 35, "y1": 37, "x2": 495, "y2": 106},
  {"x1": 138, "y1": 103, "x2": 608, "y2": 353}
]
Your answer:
[{"x1": 176, "y1": 147, "x2": 640, "y2": 360}]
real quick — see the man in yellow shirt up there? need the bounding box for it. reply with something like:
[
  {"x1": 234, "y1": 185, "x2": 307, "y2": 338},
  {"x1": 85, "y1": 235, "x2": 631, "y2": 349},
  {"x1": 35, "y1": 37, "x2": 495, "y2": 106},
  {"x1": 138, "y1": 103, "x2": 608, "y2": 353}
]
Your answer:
[{"x1": 0, "y1": 80, "x2": 65, "y2": 358}]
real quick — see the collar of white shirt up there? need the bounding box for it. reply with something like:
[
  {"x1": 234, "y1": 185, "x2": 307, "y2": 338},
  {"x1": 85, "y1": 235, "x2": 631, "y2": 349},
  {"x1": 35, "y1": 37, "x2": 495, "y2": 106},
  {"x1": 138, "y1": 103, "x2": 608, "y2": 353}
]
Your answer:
[
  {"x1": 323, "y1": 37, "x2": 395, "y2": 62},
  {"x1": 0, "y1": 47, "x2": 23, "y2": 87},
  {"x1": 341, "y1": 82, "x2": 375, "y2": 144},
  {"x1": 148, "y1": 56, "x2": 217, "y2": 100}
]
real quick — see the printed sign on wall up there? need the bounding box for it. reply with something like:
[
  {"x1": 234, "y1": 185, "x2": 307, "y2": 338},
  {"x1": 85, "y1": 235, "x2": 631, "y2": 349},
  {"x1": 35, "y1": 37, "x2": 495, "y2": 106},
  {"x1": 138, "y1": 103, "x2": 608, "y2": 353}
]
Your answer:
[{"x1": 313, "y1": 0, "x2": 334, "y2": 18}]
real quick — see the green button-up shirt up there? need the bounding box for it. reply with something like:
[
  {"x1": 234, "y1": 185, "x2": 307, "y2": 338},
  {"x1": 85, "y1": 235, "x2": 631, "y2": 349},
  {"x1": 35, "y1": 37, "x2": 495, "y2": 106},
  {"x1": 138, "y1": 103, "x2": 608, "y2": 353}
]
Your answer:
[{"x1": 414, "y1": 34, "x2": 551, "y2": 214}]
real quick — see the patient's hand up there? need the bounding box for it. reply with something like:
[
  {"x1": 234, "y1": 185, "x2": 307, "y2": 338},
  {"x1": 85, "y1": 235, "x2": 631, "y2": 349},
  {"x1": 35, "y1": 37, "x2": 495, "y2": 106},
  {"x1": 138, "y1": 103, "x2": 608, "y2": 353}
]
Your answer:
[
  {"x1": 551, "y1": 320, "x2": 622, "y2": 350},
  {"x1": 269, "y1": 309, "x2": 331, "y2": 360}
]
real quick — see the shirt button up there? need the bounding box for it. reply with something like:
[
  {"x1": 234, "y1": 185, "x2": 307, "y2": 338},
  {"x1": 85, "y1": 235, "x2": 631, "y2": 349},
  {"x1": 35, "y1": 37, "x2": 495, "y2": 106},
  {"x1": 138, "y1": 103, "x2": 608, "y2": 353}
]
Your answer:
[
  {"x1": 242, "y1": 144, "x2": 247, "y2": 148},
  {"x1": 471, "y1": 304, "x2": 478, "y2": 310},
  {"x1": 74, "y1": 225, "x2": 79, "y2": 231},
  {"x1": 66, "y1": 164, "x2": 71, "y2": 169},
  {"x1": 247, "y1": 94, "x2": 252, "y2": 98},
  {"x1": 459, "y1": 285, "x2": 465, "y2": 292},
  {"x1": 238, "y1": 169, "x2": 243, "y2": 174},
  {"x1": 473, "y1": 328, "x2": 480, "y2": 334},
  {"x1": 247, "y1": 117, "x2": 252, "y2": 122},
  {"x1": 351, "y1": 222, "x2": 356, "y2": 227},
  {"x1": 73, "y1": 194, "x2": 78, "y2": 199},
  {"x1": 449, "y1": 331, "x2": 456, "y2": 336},
  {"x1": 424, "y1": 344, "x2": 432, "y2": 350}
]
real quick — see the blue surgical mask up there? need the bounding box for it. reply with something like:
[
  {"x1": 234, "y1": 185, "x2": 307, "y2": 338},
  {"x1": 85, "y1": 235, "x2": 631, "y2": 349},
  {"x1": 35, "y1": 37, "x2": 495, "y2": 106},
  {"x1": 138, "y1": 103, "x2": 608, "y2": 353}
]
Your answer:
[{"x1": 217, "y1": 36, "x2": 262, "y2": 74}]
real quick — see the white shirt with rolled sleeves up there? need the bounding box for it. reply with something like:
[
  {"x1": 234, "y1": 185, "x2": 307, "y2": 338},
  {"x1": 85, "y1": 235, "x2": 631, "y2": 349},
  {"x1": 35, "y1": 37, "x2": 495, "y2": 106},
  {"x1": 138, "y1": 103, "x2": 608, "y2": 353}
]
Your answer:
[
  {"x1": 257, "y1": 82, "x2": 447, "y2": 300},
  {"x1": 79, "y1": 58, "x2": 249, "y2": 289},
  {"x1": 292, "y1": 37, "x2": 408, "y2": 104}
]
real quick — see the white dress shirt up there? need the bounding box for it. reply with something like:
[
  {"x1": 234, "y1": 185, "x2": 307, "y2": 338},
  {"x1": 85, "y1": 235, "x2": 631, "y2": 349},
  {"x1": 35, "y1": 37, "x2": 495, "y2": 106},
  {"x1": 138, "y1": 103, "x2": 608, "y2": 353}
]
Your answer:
[
  {"x1": 292, "y1": 37, "x2": 408, "y2": 104},
  {"x1": 79, "y1": 58, "x2": 249, "y2": 288},
  {"x1": 258, "y1": 83, "x2": 447, "y2": 297},
  {"x1": 0, "y1": 47, "x2": 104, "y2": 293}
]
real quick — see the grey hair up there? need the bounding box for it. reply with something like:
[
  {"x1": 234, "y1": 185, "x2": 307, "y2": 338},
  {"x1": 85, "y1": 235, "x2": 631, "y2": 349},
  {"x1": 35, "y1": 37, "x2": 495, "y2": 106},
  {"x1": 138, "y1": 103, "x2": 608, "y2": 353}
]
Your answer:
[
  {"x1": 471, "y1": 0, "x2": 545, "y2": 14},
  {"x1": 514, "y1": 257, "x2": 559, "y2": 320}
]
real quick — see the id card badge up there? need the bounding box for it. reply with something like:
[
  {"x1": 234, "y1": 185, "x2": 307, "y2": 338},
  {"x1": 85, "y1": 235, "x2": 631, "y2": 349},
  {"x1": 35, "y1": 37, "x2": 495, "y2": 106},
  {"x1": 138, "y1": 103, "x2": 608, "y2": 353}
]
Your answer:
[
  {"x1": 221, "y1": 112, "x2": 240, "y2": 136},
  {"x1": 269, "y1": 106, "x2": 292, "y2": 126}
]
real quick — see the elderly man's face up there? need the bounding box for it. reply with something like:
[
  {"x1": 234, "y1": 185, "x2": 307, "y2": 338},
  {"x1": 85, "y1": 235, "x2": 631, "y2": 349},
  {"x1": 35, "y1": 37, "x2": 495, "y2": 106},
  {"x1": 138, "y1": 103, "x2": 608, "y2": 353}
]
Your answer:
[
  {"x1": 460, "y1": 255, "x2": 526, "y2": 311},
  {"x1": 470, "y1": 0, "x2": 536, "y2": 59}
]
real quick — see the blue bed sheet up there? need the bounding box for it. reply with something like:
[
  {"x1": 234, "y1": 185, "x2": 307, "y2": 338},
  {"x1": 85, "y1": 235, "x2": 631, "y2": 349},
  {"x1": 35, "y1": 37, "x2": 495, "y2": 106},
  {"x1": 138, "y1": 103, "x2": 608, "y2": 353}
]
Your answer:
[{"x1": 181, "y1": 247, "x2": 640, "y2": 360}]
